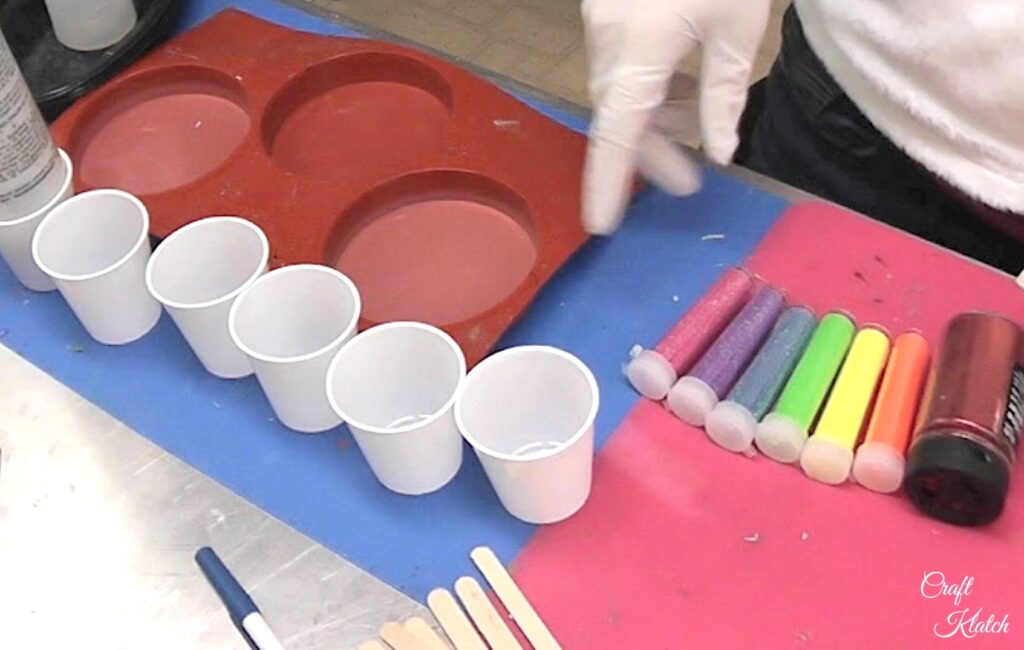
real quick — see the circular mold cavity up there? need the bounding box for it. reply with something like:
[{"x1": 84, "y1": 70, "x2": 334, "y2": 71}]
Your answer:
[
  {"x1": 262, "y1": 52, "x2": 453, "y2": 180},
  {"x1": 69, "y1": 66, "x2": 250, "y2": 196},
  {"x1": 327, "y1": 171, "x2": 537, "y2": 326}
]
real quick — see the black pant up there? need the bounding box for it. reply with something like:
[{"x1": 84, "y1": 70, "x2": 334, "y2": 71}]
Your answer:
[{"x1": 738, "y1": 7, "x2": 1023, "y2": 274}]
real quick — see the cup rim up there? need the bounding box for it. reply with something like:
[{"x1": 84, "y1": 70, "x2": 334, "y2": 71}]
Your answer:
[
  {"x1": 227, "y1": 264, "x2": 362, "y2": 365},
  {"x1": 31, "y1": 188, "x2": 150, "y2": 283},
  {"x1": 455, "y1": 345, "x2": 600, "y2": 463},
  {"x1": 145, "y1": 216, "x2": 270, "y2": 311},
  {"x1": 326, "y1": 321, "x2": 467, "y2": 435},
  {"x1": 0, "y1": 149, "x2": 74, "y2": 228}
]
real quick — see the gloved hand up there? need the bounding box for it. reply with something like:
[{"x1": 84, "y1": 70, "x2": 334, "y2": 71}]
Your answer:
[{"x1": 582, "y1": 0, "x2": 771, "y2": 234}]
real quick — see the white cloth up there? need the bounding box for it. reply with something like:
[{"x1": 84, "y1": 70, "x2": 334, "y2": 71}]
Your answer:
[{"x1": 795, "y1": 0, "x2": 1024, "y2": 214}]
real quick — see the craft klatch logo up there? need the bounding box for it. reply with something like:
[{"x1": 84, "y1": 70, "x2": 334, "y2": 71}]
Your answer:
[{"x1": 921, "y1": 571, "x2": 1010, "y2": 639}]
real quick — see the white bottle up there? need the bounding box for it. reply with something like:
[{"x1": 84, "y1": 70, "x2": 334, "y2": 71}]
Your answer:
[
  {"x1": 43, "y1": 0, "x2": 138, "y2": 52},
  {"x1": 0, "y1": 33, "x2": 63, "y2": 220}
]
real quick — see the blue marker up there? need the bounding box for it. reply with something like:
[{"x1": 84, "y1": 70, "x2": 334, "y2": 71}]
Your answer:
[
  {"x1": 195, "y1": 547, "x2": 286, "y2": 650},
  {"x1": 705, "y1": 307, "x2": 817, "y2": 453}
]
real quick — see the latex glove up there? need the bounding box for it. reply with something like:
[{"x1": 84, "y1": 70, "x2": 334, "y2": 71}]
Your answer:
[{"x1": 582, "y1": 0, "x2": 771, "y2": 235}]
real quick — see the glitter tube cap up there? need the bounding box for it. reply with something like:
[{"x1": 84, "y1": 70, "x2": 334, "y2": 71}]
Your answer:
[
  {"x1": 667, "y1": 376, "x2": 719, "y2": 427},
  {"x1": 852, "y1": 441, "x2": 907, "y2": 494},
  {"x1": 705, "y1": 401, "x2": 758, "y2": 453},
  {"x1": 625, "y1": 348, "x2": 677, "y2": 400},
  {"x1": 755, "y1": 412, "x2": 807, "y2": 463},
  {"x1": 800, "y1": 437, "x2": 855, "y2": 485}
]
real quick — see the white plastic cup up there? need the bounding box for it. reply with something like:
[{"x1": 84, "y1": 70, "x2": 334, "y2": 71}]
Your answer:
[
  {"x1": 44, "y1": 0, "x2": 137, "y2": 51},
  {"x1": 146, "y1": 217, "x2": 269, "y2": 378},
  {"x1": 455, "y1": 346, "x2": 600, "y2": 524},
  {"x1": 229, "y1": 265, "x2": 360, "y2": 433},
  {"x1": 0, "y1": 149, "x2": 73, "y2": 292},
  {"x1": 32, "y1": 189, "x2": 160, "y2": 344},
  {"x1": 326, "y1": 322, "x2": 466, "y2": 495}
]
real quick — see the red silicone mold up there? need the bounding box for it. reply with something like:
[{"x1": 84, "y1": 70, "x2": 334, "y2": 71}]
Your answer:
[{"x1": 50, "y1": 9, "x2": 588, "y2": 365}]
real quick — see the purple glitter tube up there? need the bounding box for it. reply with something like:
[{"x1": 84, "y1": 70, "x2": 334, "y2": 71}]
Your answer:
[{"x1": 667, "y1": 285, "x2": 786, "y2": 427}]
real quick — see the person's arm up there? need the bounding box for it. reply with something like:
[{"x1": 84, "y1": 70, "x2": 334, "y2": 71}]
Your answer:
[{"x1": 582, "y1": 0, "x2": 770, "y2": 234}]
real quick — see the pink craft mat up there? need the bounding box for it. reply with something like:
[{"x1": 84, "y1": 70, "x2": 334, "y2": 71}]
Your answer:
[{"x1": 511, "y1": 203, "x2": 1024, "y2": 649}]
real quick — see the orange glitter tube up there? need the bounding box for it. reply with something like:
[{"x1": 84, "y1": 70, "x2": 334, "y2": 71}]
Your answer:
[{"x1": 852, "y1": 332, "x2": 931, "y2": 493}]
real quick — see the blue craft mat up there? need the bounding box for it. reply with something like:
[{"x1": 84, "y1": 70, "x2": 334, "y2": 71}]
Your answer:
[{"x1": 0, "y1": 0, "x2": 789, "y2": 599}]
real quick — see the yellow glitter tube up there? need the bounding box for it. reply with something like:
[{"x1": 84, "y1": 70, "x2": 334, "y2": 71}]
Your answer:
[{"x1": 800, "y1": 327, "x2": 891, "y2": 485}]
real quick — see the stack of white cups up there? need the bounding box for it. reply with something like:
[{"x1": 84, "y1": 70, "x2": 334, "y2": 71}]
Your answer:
[
  {"x1": 0, "y1": 150, "x2": 74, "y2": 292},
  {"x1": 325, "y1": 328, "x2": 601, "y2": 523},
  {"x1": 144, "y1": 218, "x2": 365, "y2": 437},
  {"x1": 15, "y1": 173, "x2": 601, "y2": 525}
]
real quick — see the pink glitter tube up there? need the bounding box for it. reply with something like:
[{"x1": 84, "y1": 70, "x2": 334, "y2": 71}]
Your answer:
[{"x1": 626, "y1": 267, "x2": 754, "y2": 400}]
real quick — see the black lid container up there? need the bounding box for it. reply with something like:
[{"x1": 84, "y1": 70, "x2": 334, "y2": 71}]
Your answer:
[{"x1": 1, "y1": 0, "x2": 182, "y2": 121}]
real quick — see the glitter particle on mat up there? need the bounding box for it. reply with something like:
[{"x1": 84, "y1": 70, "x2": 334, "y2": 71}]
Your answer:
[
  {"x1": 743, "y1": 532, "x2": 761, "y2": 543},
  {"x1": 701, "y1": 234, "x2": 726, "y2": 241}
]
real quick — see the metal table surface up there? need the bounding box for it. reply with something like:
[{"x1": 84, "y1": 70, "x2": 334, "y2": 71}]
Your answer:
[{"x1": 0, "y1": 344, "x2": 429, "y2": 649}]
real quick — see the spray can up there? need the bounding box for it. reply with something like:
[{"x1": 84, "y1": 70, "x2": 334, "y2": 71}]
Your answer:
[
  {"x1": 905, "y1": 312, "x2": 1023, "y2": 526},
  {"x1": 0, "y1": 32, "x2": 62, "y2": 220}
]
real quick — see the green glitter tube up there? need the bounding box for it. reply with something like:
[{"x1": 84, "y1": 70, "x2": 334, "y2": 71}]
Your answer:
[{"x1": 754, "y1": 312, "x2": 855, "y2": 463}]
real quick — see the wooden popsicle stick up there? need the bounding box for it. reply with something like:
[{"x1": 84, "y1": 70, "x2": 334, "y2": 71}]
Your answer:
[
  {"x1": 470, "y1": 546, "x2": 562, "y2": 650},
  {"x1": 358, "y1": 641, "x2": 389, "y2": 650},
  {"x1": 380, "y1": 621, "x2": 430, "y2": 650},
  {"x1": 454, "y1": 576, "x2": 523, "y2": 650},
  {"x1": 427, "y1": 588, "x2": 488, "y2": 650},
  {"x1": 404, "y1": 616, "x2": 451, "y2": 650}
]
